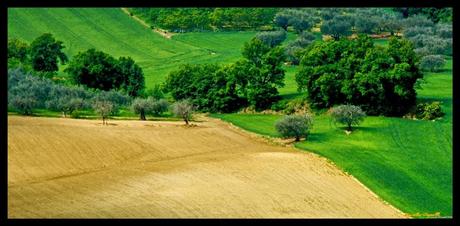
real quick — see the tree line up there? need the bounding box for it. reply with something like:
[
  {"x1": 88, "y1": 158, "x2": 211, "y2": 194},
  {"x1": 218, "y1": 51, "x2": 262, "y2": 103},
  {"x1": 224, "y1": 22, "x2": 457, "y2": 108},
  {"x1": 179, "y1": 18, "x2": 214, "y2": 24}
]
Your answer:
[
  {"x1": 8, "y1": 33, "x2": 146, "y2": 97},
  {"x1": 129, "y1": 8, "x2": 278, "y2": 32}
]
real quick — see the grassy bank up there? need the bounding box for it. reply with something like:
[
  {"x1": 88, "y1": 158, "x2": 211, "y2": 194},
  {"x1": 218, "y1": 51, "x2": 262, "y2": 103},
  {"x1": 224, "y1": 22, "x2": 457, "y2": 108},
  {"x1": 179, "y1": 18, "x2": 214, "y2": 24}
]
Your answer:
[{"x1": 211, "y1": 59, "x2": 453, "y2": 217}]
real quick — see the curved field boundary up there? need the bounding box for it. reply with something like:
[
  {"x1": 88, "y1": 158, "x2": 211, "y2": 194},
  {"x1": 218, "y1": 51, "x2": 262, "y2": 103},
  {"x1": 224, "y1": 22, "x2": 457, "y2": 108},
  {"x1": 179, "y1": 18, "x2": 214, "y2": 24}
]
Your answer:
[{"x1": 8, "y1": 116, "x2": 407, "y2": 218}]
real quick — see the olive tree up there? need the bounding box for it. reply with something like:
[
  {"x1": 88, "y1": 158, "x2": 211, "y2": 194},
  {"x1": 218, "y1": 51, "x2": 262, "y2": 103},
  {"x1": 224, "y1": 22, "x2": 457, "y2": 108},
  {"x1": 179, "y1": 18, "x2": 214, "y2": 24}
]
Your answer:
[
  {"x1": 172, "y1": 100, "x2": 194, "y2": 125},
  {"x1": 275, "y1": 114, "x2": 313, "y2": 141},
  {"x1": 354, "y1": 16, "x2": 379, "y2": 34},
  {"x1": 46, "y1": 97, "x2": 84, "y2": 118},
  {"x1": 131, "y1": 98, "x2": 152, "y2": 120},
  {"x1": 9, "y1": 95, "x2": 37, "y2": 116},
  {"x1": 320, "y1": 19, "x2": 352, "y2": 40},
  {"x1": 420, "y1": 55, "x2": 445, "y2": 72},
  {"x1": 151, "y1": 99, "x2": 169, "y2": 116},
  {"x1": 330, "y1": 105, "x2": 366, "y2": 132},
  {"x1": 92, "y1": 100, "x2": 114, "y2": 125},
  {"x1": 274, "y1": 12, "x2": 290, "y2": 30},
  {"x1": 255, "y1": 29, "x2": 287, "y2": 47}
]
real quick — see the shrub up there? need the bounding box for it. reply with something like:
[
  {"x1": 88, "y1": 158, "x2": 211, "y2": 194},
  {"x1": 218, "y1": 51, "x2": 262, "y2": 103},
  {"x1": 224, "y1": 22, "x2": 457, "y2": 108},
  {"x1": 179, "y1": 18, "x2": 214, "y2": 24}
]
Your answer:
[
  {"x1": 8, "y1": 38, "x2": 29, "y2": 63},
  {"x1": 151, "y1": 98, "x2": 169, "y2": 116},
  {"x1": 420, "y1": 55, "x2": 445, "y2": 72},
  {"x1": 270, "y1": 99, "x2": 288, "y2": 112},
  {"x1": 275, "y1": 114, "x2": 313, "y2": 141},
  {"x1": 283, "y1": 98, "x2": 311, "y2": 115},
  {"x1": 172, "y1": 100, "x2": 194, "y2": 125},
  {"x1": 92, "y1": 100, "x2": 114, "y2": 125},
  {"x1": 330, "y1": 104, "x2": 366, "y2": 132},
  {"x1": 415, "y1": 102, "x2": 444, "y2": 120}
]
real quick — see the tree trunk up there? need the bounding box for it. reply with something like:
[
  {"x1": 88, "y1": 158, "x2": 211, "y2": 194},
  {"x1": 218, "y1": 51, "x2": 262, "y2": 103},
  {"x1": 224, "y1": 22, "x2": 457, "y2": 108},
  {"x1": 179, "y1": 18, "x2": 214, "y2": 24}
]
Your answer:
[
  {"x1": 184, "y1": 118, "x2": 189, "y2": 125},
  {"x1": 63, "y1": 112, "x2": 66, "y2": 118},
  {"x1": 295, "y1": 136, "x2": 300, "y2": 142},
  {"x1": 347, "y1": 124, "x2": 352, "y2": 132},
  {"x1": 140, "y1": 110, "x2": 146, "y2": 120}
]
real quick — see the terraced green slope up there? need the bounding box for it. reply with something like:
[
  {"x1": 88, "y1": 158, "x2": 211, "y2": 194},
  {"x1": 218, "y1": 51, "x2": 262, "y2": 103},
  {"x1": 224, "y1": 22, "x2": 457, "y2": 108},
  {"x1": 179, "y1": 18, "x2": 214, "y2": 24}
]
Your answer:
[{"x1": 7, "y1": 8, "x2": 254, "y2": 88}]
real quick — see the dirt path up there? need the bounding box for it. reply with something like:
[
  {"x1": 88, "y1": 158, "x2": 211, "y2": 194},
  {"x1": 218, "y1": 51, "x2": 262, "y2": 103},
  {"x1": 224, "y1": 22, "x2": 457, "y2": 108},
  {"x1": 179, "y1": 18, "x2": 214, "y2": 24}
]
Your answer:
[
  {"x1": 8, "y1": 116, "x2": 407, "y2": 218},
  {"x1": 120, "y1": 8, "x2": 174, "y2": 39}
]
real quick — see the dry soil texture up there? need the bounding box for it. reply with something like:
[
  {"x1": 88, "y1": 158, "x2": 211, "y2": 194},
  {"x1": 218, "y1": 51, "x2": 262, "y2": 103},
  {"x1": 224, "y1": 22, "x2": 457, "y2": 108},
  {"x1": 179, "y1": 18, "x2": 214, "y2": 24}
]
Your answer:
[{"x1": 8, "y1": 116, "x2": 406, "y2": 218}]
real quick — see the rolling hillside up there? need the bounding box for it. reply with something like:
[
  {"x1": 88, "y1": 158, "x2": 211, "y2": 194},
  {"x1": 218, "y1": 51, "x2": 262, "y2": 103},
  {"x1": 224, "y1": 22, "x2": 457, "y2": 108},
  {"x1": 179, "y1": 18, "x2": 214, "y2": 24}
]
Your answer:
[
  {"x1": 212, "y1": 58, "x2": 453, "y2": 217},
  {"x1": 7, "y1": 8, "x2": 255, "y2": 88},
  {"x1": 8, "y1": 115, "x2": 406, "y2": 218}
]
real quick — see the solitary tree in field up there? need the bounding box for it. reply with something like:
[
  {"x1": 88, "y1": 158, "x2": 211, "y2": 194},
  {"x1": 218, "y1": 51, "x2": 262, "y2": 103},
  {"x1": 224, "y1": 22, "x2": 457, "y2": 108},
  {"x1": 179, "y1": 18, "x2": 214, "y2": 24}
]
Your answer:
[
  {"x1": 275, "y1": 114, "x2": 313, "y2": 142},
  {"x1": 93, "y1": 100, "x2": 114, "y2": 125},
  {"x1": 330, "y1": 104, "x2": 366, "y2": 132},
  {"x1": 172, "y1": 100, "x2": 194, "y2": 125}
]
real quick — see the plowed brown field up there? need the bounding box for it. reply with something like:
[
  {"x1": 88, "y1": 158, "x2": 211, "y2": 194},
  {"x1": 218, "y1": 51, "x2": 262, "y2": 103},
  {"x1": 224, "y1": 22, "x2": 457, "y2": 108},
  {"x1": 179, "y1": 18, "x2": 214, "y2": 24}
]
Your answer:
[{"x1": 8, "y1": 116, "x2": 406, "y2": 218}]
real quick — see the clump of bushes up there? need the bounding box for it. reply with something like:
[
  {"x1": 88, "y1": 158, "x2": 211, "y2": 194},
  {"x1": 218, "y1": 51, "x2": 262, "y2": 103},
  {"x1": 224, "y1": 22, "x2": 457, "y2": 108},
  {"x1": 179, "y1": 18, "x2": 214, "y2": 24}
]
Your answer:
[
  {"x1": 275, "y1": 114, "x2": 313, "y2": 141},
  {"x1": 8, "y1": 68, "x2": 132, "y2": 119},
  {"x1": 329, "y1": 104, "x2": 366, "y2": 132},
  {"x1": 151, "y1": 99, "x2": 169, "y2": 116},
  {"x1": 296, "y1": 35, "x2": 422, "y2": 116},
  {"x1": 420, "y1": 55, "x2": 446, "y2": 72},
  {"x1": 9, "y1": 96, "x2": 37, "y2": 116},
  {"x1": 415, "y1": 101, "x2": 444, "y2": 120},
  {"x1": 283, "y1": 98, "x2": 311, "y2": 115},
  {"x1": 255, "y1": 29, "x2": 287, "y2": 47}
]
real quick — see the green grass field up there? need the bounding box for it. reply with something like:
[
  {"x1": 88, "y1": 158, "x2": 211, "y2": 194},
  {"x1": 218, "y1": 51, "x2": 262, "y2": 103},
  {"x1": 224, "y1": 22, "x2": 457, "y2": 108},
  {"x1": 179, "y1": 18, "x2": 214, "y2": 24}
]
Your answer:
[
  {"x1": 8, "y1": 8, "x2": 256, "y2": 89},
  {"x1": 212, "y1": 58, "x2": 453, "y2": 217}
]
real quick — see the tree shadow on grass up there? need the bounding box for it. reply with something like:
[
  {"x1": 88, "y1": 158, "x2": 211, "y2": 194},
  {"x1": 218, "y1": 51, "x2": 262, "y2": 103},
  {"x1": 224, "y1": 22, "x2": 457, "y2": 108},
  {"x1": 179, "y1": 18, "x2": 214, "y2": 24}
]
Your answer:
[{"x1": 306, "y1": 131, "x2": 330, "y2": 143}]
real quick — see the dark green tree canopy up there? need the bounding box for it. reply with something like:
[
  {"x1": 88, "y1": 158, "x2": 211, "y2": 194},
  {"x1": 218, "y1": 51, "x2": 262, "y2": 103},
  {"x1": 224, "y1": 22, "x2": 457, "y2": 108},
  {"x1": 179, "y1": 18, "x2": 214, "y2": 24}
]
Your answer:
[
  {"x1": 65, "y1": 49, "x2": 145, "y2": 97},
  {"x1": 164, "y1": 63, "x2": 245, "y2": 113},
  {"x1": 8, "y1": 38, "x2": 29, "y2": 63},
  {"x1": 65, "y1": 49, "x2": 121, "y2": 91},
  {"x1": 117, "y1": 57, "x2": 145, "y2": 97},
  {"x1": 29, "y1": 33, "x2": 68, "y2": 72},
  {"x1": 296, "y1": 35, "x2": 422, "y2": 116}
]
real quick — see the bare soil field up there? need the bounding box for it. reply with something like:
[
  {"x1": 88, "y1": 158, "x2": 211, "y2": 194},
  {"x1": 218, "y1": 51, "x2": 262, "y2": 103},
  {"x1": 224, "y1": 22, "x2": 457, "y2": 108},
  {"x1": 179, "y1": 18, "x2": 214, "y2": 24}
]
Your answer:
[{"x1": 8, "y1": 116, "x2": 406, "y2": 218}]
